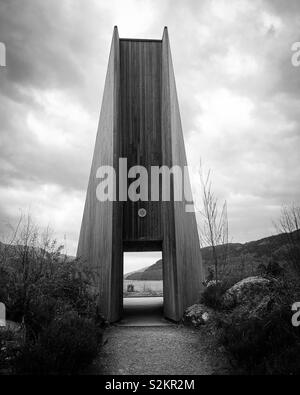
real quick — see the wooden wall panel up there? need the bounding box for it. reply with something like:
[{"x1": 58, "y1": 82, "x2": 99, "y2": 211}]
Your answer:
[
  {"x1": 161, "y1": 28, "x2": 204, "y2": 320},
  {"x1": 77, "y1": 27, "x2": 122, "y2": 322},
  {"x1": 120, "y1": 40, "x2": 163, "y2": 243}
]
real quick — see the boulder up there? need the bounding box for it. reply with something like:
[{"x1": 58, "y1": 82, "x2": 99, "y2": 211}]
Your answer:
[
  {"x1": 222, "y1": 276, "x2": 271, "y2": 309},
  {"x1": 249, "y1": 295, "x2": 277, "y2": 318},
  {"x1": 183, "y1": 304, "x2": 213, "y2": 327}
]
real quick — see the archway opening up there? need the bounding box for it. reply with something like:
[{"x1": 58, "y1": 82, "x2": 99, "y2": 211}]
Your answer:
[{"x1": 121, "y1": 251, "x2": 166, "y2": 325}]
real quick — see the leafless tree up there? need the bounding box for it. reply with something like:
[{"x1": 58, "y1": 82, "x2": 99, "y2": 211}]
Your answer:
[
  {"x1": 275, "y1": 204, "x2": 300, "y2": 275},
  {"x1": 198, "y1": 163, "x2": 229, "y2": 283}
]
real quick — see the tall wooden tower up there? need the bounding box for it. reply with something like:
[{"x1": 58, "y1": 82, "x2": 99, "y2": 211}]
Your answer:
[{"x1": 77, "y1": 27, "x2": 204, "y2": 322}]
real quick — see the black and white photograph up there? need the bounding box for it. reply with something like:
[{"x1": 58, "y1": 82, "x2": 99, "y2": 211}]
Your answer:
[{"x1": 0, "y1": 0, "x2": 300, "y2": 381}]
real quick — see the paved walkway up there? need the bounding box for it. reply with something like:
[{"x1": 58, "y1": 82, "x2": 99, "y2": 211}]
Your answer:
[
  {"x1": 87, "y1": 297, "x2": 232, "y2": 375},
  {"x1": 118, "y1": 297, "x2": 171, "y2": 326}
]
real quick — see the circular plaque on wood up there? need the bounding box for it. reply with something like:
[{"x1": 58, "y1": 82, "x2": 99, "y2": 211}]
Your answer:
[{"x1": 138, "y1": 208, "x2": 147, "y2": 218}]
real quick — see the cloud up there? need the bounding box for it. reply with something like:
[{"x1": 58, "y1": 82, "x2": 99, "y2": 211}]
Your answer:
[{"x1": 0, "y1": 0, "x2": 300, "y2": 256}]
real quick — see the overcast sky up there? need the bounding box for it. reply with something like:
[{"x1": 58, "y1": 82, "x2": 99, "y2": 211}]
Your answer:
[{"x1": 0, "y1": 0, "x2": 300, "y2": 273}]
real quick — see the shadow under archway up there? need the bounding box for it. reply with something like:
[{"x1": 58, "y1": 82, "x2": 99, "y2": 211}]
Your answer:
[{"x1": 118, "y1": 297, "x2": 172, "y2": 327}]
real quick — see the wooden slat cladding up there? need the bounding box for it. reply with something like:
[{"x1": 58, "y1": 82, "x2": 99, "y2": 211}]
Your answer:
[
  {"x1": 120, "y1": 40, "x2": 163, "y2": 242},
  {"x1": 77, "y1": 28, "x2": 204, "y2": 322},
  {"x1": 77, "y1": 28, "x2": 122, "y2": 321},
  {"x1": 161, "y1": 28, "x2": 204, "y2": 320}
]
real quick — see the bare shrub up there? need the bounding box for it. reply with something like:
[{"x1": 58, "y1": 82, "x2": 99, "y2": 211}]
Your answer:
[
  {"x1": 198, "y1": 163, "x2": 229, "y2": 283},
  {"x1": 275, "y1": 204, "x2": 300, "y2": 275}
]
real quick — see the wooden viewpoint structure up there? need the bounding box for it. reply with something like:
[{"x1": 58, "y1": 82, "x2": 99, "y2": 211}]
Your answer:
[{"x1": 77, "y1": 27, "x2": 204, "y2": 322}]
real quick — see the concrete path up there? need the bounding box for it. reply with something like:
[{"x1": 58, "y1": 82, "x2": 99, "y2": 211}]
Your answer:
[
  {"x1": 86, "y1": 297, "x2": 232, "y2": 375},
  {"x1": 91, "y1": 325, "x2": 231, "y2": 375},
  {"x1": 118, "y1": 297, "x2": 171, "y2": 326}
]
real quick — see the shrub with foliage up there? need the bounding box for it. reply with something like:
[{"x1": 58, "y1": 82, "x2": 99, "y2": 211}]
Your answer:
[
  {"x1": 200, "y1": 283, "x2": 226, "y2": 310},
  {"x1": 15, "y1": 311, "x2": 102, "y2": 375},
  {"x1": 215, "y1": 275, "x2": 300, "y2": 375},
  {"x1": 0, "y1": 215, "x2": 103, "y2": 375},
  {"x1": 219, "y1": 305, "x2": 300, "y2": 375}
]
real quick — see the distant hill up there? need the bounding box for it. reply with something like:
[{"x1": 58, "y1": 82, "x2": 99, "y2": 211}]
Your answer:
[
  {"x1": 125, "y1": 259, "x2": 163, "y2": 281},
  {"x1": 123, "y1": 265, "x2": 149, "y2": 279},
  {"x1": 0, "y1": 241, "x2": 75, "y2": 262},
  {"x1": 124, "y1": 230, "x2": 300, "y2": 281},
  {"x1": 201, "y1": 229, "x2": 300, "y2": 265},
  {"x1": 3, "y1": 229, "x2": 297, "y2": 282}
]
